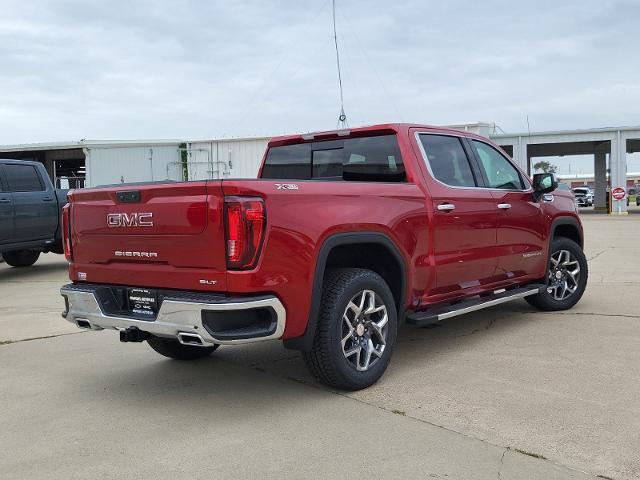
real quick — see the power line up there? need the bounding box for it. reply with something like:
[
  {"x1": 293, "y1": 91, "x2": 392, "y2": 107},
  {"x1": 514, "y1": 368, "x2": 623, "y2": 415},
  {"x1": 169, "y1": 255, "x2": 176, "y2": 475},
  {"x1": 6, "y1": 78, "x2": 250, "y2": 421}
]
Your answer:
[
  {"x1": 224, "y1": 0, "x2": 331, "y2": 137},
  {"x1": 337, "y1": 9, "x2": 404, "y2": 123}
]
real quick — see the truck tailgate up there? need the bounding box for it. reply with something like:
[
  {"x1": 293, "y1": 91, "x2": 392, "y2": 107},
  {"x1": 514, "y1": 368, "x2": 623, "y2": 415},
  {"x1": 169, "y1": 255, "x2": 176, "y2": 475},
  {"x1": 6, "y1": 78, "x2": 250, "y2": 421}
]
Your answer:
[{"x1": 68, "y1": 181, "x2": 227, "y2": 291}]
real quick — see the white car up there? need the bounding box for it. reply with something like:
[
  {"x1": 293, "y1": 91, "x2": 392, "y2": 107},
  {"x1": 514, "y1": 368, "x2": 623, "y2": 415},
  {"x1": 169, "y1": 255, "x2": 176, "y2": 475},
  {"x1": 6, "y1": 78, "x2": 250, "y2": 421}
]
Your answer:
[{"x1": 572, "y1": 187, "x2": 593, "y2": 207}]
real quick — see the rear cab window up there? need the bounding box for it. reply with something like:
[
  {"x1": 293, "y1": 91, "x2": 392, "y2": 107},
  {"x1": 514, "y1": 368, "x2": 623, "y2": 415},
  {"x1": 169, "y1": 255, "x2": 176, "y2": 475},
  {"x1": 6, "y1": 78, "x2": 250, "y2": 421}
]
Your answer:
[{"x1": 261, "y1": 134, "x2": 406, "y2": 182}]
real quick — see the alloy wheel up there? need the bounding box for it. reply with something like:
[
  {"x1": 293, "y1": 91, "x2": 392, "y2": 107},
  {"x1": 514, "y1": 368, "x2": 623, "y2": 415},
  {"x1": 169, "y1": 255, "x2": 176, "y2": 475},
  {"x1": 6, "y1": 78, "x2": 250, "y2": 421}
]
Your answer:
[
  {"x1": 547, "y1": 249, "x2": 581, "y2": 301},
  {"x1": 341, "y1": 289, "x2": 388, "y2": 372}
]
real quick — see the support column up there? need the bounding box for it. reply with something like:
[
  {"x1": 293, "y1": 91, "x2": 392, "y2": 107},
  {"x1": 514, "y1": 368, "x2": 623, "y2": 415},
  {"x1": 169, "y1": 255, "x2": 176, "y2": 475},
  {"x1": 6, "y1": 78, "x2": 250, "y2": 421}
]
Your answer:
[
  {"x1": 510, "y1": 136, "x2": 527, "y2": 172},
  {"x1": 609, "y1": 131, "x2": 628, "y2": 215},
  {"x1": 593, "y1": 151, "x2": 607, "y2": 210}
]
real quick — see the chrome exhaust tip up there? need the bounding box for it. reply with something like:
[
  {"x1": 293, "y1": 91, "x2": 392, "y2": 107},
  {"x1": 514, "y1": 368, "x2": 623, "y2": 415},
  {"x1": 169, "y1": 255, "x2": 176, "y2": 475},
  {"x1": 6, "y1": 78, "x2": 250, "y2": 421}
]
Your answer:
[
  {"x1": 177, "y1": 332, "x2": 207, "y2": 346},
  {"x1": 76, "y1": 319, "x2": 92, "y2": 329}
]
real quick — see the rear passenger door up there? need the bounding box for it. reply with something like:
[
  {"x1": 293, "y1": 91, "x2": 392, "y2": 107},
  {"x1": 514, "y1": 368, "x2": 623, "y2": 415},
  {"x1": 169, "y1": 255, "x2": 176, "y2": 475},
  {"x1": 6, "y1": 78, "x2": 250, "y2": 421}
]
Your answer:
[
  {"x1": 3, "y1": 163, "x2": 58, "y2": 243},
  {"x1": 0, "y1": 167, "x2": 15, "y2": 243},
  {"x1": 415, "y1": 133, "x2": 499, "y2": 296},
  {"x1": 469, "y1": 140, "x2": 546, "y2": 281}
]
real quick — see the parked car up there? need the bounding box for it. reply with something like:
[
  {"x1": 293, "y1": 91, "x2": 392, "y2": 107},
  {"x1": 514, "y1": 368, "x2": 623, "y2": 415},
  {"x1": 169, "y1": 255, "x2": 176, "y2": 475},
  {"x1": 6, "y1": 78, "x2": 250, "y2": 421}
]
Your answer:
[
  {"x1": 60, "y1": 124, "x2": 588, "y2": 390},
  {"x1": 572, "y1": 187, "x2": 593, "y2": 207},
  {"x1": 0, "y1": 160, "x2": 68, "y2": 267}
]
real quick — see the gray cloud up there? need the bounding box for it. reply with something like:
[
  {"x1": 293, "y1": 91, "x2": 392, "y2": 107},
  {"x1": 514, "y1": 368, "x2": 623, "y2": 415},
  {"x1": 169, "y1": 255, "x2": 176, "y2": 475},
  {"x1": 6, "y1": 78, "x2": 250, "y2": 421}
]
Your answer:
[{"x1": 0, "y1": 0, "x2": 638, "y2": 144}]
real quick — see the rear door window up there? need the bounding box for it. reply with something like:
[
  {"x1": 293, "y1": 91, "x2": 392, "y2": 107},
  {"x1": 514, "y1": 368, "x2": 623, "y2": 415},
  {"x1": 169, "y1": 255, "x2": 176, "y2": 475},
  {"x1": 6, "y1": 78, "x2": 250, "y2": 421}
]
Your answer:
[
  {"x1": 418, "y1": 134, "x2": 477, "y2": 187},
  {"x1": 3, "y1": 164, "x2": 45, "y2": 192},
  {"x1": 261, "y1": 134, "x2": 405, "y2": 182},
  {"x1": 341, "y1": 135, "x2": 405, "y2": 182}
]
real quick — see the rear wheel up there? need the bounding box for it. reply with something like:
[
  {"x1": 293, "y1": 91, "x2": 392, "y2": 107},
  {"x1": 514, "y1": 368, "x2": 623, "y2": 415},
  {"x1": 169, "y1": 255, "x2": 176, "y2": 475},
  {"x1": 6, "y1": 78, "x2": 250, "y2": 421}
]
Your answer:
[
  {"x1": 2, "y1": 250, "x2": 40, "y2": 267},
  {"x1": 526, "y1": 237, "x2": 588, "y2": 311},
  {"x1": 49, "y1": 242, "x2": 64, "y2": 255},
  {"x1": 147, "y1": 336, "x2": 218, "y2": 360},
  {"x1": 303, "y1": 268, "x2": 397, "y2": 391}
]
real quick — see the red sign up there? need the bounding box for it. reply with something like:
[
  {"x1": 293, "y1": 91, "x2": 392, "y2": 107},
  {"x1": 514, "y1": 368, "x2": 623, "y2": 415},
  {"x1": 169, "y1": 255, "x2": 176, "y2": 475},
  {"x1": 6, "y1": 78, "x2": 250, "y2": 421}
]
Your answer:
[{"x1": 612, "y1": 187, "x2": 626, "y2": 201}]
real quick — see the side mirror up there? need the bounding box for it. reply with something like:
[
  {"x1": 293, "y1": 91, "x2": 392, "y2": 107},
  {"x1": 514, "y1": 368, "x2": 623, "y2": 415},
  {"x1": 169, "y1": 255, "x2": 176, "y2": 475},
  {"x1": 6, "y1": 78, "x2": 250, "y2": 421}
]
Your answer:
[{"x1": 532, "y1": 173, "x2": 557, "y2": 198}]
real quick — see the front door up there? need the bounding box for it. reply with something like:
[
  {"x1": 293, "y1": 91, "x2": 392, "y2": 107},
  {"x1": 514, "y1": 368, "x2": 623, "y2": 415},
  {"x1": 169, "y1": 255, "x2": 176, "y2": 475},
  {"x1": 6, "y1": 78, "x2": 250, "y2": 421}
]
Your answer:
[
  {"x1": 415, "y1": 133, "x2": 499, "y2": 297},
  {"x1": 469, "y1": 139, "x2": 547, "y2": 281}
]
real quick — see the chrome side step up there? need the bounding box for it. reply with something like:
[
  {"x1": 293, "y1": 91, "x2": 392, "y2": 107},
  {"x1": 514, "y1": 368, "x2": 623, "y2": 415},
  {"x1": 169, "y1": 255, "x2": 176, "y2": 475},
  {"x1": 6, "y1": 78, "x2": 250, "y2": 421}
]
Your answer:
[{"x1": 406, "y1": 284, "x2": 545, "y2": 327}]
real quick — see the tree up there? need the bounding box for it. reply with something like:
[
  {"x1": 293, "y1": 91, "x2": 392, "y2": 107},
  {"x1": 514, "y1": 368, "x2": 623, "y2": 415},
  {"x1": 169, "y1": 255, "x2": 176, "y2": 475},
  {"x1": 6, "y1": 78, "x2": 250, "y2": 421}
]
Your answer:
[{"x1": 533, "y1": 160, "x2": 558, "y2": 174}]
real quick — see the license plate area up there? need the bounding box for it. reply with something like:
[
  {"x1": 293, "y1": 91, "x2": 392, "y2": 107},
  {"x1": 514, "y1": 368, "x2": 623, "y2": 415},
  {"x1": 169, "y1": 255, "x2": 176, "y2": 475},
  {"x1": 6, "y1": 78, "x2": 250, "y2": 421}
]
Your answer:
[{"x1": 127, "y1": 288, "x2": 158, "y2": 318}]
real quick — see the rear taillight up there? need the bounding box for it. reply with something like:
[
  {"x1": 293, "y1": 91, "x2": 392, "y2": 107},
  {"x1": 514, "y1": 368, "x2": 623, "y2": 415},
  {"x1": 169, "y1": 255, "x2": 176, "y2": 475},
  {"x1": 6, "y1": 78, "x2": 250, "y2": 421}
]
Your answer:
[
  {"x1": 61, "y1": 203, "x2": 73, "y2": 261},
  {"x1": 224, "y1": 196, "x2": 266, "y2": 270}
]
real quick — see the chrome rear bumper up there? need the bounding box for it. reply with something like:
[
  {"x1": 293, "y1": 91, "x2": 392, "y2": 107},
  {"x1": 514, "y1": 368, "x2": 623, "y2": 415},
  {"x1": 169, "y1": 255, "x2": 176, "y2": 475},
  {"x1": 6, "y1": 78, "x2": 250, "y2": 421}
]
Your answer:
[{"x1": 60, "y1": 283, "x2": 286, "y2": 346}]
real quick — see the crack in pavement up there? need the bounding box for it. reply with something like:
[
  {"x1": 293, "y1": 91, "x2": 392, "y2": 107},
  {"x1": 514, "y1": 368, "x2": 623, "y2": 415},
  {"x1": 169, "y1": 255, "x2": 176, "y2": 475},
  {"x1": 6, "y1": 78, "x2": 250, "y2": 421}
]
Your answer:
[
  {"x1": 587, "y1": 249, "x2": 609, "y2": 261},
  {"x1": 2, "y1": 325, "x2": 599, "y2": 478},
  {"x1": 0, "y1": 311, "x2": 609, "y2": 478},
  {"x1": 246, "y1": 356, "x2": 595, "y2": 479},
  {"x1": 247, "y1": 354, "x2": 301, "y2": 368},
  {"x1": 332, "y1": 388, "x2": 594, "y2": 479},
  {"x1": 498, "y1": 448, "x2": 508, "y2": 479},
  {"x1": 0, "y1": 330, "x2": 89, "y2": 346},
  {"x1": 535, "y1": 311, "x2": 640, "y2": 320}
]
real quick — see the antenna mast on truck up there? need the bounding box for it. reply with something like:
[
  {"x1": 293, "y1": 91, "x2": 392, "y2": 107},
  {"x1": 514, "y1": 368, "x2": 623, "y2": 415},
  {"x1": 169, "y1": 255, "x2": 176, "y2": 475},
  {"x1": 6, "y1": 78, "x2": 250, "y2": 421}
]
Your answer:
[{"x1": 332, "y1": 0, "x2": 348, "y2": 129}]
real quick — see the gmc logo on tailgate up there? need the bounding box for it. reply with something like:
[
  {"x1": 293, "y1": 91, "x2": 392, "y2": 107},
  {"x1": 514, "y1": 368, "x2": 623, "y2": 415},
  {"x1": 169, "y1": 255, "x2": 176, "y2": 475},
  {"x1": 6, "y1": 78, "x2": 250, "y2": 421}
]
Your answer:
[{"x1": 107, "y1": 212, "x2": 154, "y2": 228}]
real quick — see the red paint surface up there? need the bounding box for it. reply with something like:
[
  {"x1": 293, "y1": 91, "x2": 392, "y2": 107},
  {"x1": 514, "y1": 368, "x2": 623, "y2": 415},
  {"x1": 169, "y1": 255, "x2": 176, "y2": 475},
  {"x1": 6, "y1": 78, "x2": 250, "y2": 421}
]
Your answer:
[{"x1": 65, "y1": 124, "x2": 582, "y2": 340}]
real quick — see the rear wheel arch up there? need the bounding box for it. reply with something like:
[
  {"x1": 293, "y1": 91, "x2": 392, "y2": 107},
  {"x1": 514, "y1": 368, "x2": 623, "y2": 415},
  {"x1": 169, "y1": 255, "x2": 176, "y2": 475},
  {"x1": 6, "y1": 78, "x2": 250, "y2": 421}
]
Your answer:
[{"x1": 284, "y1": 232, "x2": 408, "y2": 351}]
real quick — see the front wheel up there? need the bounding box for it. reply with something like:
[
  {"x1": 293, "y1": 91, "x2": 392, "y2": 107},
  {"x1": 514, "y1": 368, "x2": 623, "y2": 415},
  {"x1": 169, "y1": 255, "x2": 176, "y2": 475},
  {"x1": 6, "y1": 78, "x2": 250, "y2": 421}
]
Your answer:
[
  {"x1": 526, "y1": 237, "x2": 588, "y2": 311},
  {"x1": 303, "y1": 268, "x2": 398, "y2": 391},
  {"x1": 147, "y1": 336, "x2": 218, "y2": 360},
  {"x1": 2, "y1": 250, "x2": 40, "y2": 267}
]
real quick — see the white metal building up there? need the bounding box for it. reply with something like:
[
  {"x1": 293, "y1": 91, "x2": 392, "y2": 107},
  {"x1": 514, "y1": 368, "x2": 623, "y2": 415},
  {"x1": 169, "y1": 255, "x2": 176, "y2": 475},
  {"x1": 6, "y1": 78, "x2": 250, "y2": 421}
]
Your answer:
[{"x1": 0, "y1": 121, "x2": 637, "y2": 214}]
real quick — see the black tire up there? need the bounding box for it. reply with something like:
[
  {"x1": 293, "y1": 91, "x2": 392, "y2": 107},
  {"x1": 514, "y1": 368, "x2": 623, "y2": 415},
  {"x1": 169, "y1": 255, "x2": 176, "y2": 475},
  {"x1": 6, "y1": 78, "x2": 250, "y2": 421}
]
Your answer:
[
  {"x1": 49, "y1": 242, "x2": 64, "y2": 255},
  {"x1": 147, "y1": 336, "x2": 218, "y2": 360},
  {"x1": 302, "y1": 268, "x2": 398, "y2": 391},
  {"x1": 526, "y1": 237, "x2": 588, "y2": 311},
  {"x1": 2, "y1": 250, "x2": 40, "y2": 267}
]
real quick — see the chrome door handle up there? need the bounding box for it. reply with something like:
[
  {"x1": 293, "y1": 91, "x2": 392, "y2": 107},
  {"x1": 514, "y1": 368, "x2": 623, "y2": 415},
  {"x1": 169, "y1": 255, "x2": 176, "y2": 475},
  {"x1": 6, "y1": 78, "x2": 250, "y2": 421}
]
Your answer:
[
  {"x1": 497, "y1": 203, "x2": 512, "y2": 210},
  {"x1": 437, "y1": 203, "x2": 456, "y2": 211},
  {"x1": 0, "y1": 198, "x2": 10, "y2": 204}
]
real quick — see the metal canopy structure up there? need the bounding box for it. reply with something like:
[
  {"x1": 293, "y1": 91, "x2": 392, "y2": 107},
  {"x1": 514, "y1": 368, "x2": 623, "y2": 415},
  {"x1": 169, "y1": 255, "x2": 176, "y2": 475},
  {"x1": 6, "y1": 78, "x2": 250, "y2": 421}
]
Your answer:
[{"x1": 493, "y1": 126, "x2": 640, "y2": 214}]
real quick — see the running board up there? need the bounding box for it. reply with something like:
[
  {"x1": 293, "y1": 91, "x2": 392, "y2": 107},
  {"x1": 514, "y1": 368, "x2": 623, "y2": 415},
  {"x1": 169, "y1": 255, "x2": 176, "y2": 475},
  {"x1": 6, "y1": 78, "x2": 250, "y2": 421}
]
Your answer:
[{"x1": 406, "y1": 284, "x2": 545, "y2": 327}]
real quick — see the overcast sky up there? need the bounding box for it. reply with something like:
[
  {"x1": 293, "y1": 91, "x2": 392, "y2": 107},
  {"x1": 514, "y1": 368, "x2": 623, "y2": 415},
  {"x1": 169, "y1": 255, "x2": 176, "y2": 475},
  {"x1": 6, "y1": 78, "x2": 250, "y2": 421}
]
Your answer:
[{"x1": 1, "y1": 0, "x2": 639, "y2": 171}]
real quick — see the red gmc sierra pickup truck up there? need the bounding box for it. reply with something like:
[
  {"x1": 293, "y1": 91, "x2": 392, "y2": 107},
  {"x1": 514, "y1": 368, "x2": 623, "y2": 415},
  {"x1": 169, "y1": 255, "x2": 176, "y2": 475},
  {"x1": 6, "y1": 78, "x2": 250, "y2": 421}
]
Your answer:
[{"x1": 60, "y1": 124, "x2": 587, "y2": 390}]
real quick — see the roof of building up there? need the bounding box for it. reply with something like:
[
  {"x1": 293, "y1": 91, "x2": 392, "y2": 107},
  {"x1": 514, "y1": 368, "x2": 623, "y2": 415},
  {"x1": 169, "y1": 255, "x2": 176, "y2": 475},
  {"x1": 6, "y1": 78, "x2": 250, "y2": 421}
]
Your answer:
[
  {"x1": 492, "y1": 125, "x2": 640, "y2": 139},
  {"x1": 0, "y1": 139, "x2": 184, "y2": 153}
]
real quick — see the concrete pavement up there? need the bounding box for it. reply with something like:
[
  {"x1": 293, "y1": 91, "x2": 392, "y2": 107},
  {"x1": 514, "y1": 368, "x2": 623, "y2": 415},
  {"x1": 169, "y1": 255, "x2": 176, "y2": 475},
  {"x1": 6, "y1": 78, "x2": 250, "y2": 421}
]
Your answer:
[{"x1": 1, "y1": 214, "x2": 638, "y2": 479}]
